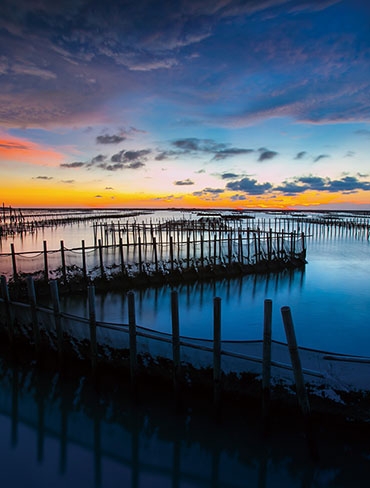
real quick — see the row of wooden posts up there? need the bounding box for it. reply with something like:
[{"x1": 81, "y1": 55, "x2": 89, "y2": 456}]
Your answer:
[
  {"x1": 0, "y1": 275, "x2": 311, "y2": 421},
  {"x1": 5, "y1": 228, "x2": 305, "y2": 283}
]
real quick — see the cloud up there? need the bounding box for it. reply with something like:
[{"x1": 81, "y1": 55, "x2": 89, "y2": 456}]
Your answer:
[
  {"x1": 105, "y1": 186, "x2": 114, "y2": 190},
  {"x1": 226, "y1": 177, "x2": 273, "y2": 194},
  {"x1": 294, "y1": 151, "x2": 307, "y2": 160},
  {"x1": 258, "y1": 149, "x2": 279, "y2": 162},
  {"x1": 192, "y1": 187, "x2": 224, "y2": 200},
  {"x1": 110, "y1": 149, "x2": 150, "y2": 163},
  {"x1": 61, "y1": 179, "x2": 74, "y2": 183},
  {"x1": 33, "y1": 175, "x2": 53, "y2": 180},
  {"x1": 174, "y1": 178, "x2": 194, "y2": 186},
  {"x1": 313, "y1": 154, "x2": 330, "y2": 162},
  {"x1": 275, "y1": 175, "x2": 370, "y2": 195},
  {"x1": 91, "y1": 154, "x2": 107, "y2": 163},
  {"x1": 94, "y1": 195, "x2": 103, "y2": 198},
  {"x1": 158, "y1": 138, "x2": 253, "y2": 162},
  {"x1": 220, "y1": 172, "x2": 241, "y2": 179},
  {"x1": 60, "y1": 161, "x2": 85, "y2": 168},
  {"x1": 96, "y1": 134, "x2": 126, "y2": 144}
]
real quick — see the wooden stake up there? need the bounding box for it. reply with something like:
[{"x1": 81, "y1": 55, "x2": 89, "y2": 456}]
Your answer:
[
  {"x1": 43, "y1": 240, "x2": 48, "y2": 281},
  {"x1": 10, "y1": 243, "x2": 17, "y2": 280}
]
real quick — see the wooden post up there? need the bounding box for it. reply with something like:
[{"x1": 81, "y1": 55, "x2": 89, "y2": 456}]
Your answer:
[
  {"x1": 1, "y1": 275, "x2": 13, "y2": 345},
  {"x1": 88, "y1": 285, "x2": 98, "y2": 375},
  {"x1": 213, "y1": 297, "x2": 221, "y2": 410},
  {"x1": 128, "y1": 291, "x2": 138, "y2": 387},
  {"x1": 170, "y1": 235, "x2": 174, "y2": 271},
  {"x1": 26, "y1": 276, "x2": 40, "y2": 354},
  {"x1": 60, "y1": 240, "x2": 67, "y2": 284},
  {"x1": 98, "y1": 239, "x2": 104, "y2": 278},
  {"x1": 43, "y1": 240, "x2": 48, "y2": 281},
  {"x1": 10, "y1": 243, "x2": 17, "y2": 280},
  {"x1": 81, "y1": 240, "x2": 87, "y2": 282},
  {"x1": 138, "y1": 236, "x2": 143, "y2": 273},
  {"x1": 262, "y1": 299, "x2": 272, "y2": 427},
  {"x1": 50, "y1": 280, "x2": 63, "y2": 366},
  {"x1": 171, "y1": 290, "x2": 181, "y2": 400},
  {"x1": 281, "y1": 306, "x2": 310, "y2": 417},
  {"x1": 119, "y1": 237, "x2": 125, "y2": 275},
  {"x1": 153, "y1": 237, "x2": 158, "y2": 272}
]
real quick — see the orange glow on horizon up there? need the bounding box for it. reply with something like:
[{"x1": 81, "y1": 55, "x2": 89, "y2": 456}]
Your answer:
[{"x1": 2, "y1": 184, "x2": 369, "y2": 209}]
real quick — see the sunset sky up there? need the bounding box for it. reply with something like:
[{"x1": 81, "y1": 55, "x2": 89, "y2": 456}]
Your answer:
[{"x1": 0, "y1": 0, "x2": 369, "y2": 209}]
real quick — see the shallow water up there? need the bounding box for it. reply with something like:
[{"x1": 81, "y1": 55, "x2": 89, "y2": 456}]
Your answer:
[
  {"x1": 1, "y1": 210, "x2": 370, "y2": 355},
  {"x1": 0, "y1": 359, "x2": 369, "y2": 488}
]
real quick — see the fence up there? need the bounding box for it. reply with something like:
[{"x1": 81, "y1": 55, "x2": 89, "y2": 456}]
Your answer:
[
  {"x1": 0, "y1": 224, "x2": 307, "y2": 283},
  {"x1": 1, "y1": 276, "x2": 369, "y2": 413}
]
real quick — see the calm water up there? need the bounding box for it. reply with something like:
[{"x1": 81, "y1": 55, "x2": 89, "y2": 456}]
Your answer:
[
  {"x1": 1, "y1": 209, "x2": 370, "y2": 355},
  {"x1": 1, "y1": 359, "x2": 370, "y2": 488}
]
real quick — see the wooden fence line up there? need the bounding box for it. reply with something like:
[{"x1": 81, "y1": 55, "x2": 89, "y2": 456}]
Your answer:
[
  {"x1": 0, "y1": 276, "x2": 313, "y2": 417},
  {"x1": 0, "y1": 228, "x2": 307, "y2": 283}
]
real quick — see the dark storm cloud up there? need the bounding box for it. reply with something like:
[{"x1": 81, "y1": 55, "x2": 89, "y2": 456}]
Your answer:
[
  {"x1": 174, "y1": 179, "x2": 194, "y2": 186},
  {"x1": 294, "y1": 151, "x2": 307, "y2": 160},
  {"x1": 33, "y1": 175, "x2": 53, "y2": 180},
  {"x1": 226, "y1": 177, "x2": 273, "y2": 194},
  {"x1": 96, "y1": 134, "x2": 126, "y2": 144},
  {"x1": 258, "y1": 149, "x2": 278, "y2": 162},
  {"x1": 313, "y1": 154, "x2": 330, "y2": 162}
]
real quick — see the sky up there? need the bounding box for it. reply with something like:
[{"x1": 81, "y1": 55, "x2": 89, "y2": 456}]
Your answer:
[{"x1": 0, "y1": 0, "x2": 370, "y2": 210}]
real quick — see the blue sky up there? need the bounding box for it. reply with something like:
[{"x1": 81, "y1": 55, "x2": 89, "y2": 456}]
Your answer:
[{"x1": 0, "y1": 0, "x2": 369, "y2": 208}]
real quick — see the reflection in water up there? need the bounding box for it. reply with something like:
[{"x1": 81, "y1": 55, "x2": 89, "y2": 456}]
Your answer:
[{"x1": 0, "y1": 358, "x2": 370, "y2": 487}]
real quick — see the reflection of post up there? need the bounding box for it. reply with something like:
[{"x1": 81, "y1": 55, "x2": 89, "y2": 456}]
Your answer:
[
  {"x1": 213, "y1": 297, "x2": 221, "y2": 410},
  {"x1": 50, "y1": 280, "x2": 64, "y2": 367},
  {"x1": 11, "y1": 365, "x2": 19, "y2": 447},
  {"x1": 128, "y1": 291, "x2": 138, "y2": 390},
  {"x1": 36, "y1": 379, "x2": 45, "y2": 464},
  {"x1": 10, "y1": 243, "x2": 17, "y2": 281},
  {"x1": 94, "y1": 412, "x2": 102, "y2": 488},
  {"x1": 1, "y1": 275, "x2": 13, "y2": 345},
  {"x1": 88, "y1": 285, "x2": 98, "y2": 375},
  {"x1": 82, "y1": 240, "x2": 87, "y2": 282},
  {"x1": 172, "y1": 439, "x2": 180, "y2": 488},
  {"x1": 60, "y1": 240, "x2": 67, "y2": 284},
  {"x1": 262, "y1": 299, "x2": 272, "y2": 429},
  {"x1": 131, "y1": 409, "x2": 139, "y2": 488},
  {"x1": 27, "y1": 277, "x2": 40, "y2": 355},
  {"x1": 59, "y1": 392, "x2": 68, "y2": 475},
  {"x1": 171, "y1": 290, "x2": 181, "y2": 403},
  {"x1": 211, "y1": 444, "x2": 219, "y2": 488}
]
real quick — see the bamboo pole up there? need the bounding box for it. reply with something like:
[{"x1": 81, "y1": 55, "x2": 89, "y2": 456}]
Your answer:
[
  {"x1": 60, "y1": 240, "x2": 67, "y2": 284},
  {"x1": 281, "y1": 306, "x2": 310, "y2": 417},
  {"x1": 43, "y1": 240, "x2": 48, "y2": 281},
  {"x1": 82, "y1": 240, "x2": 87, "y2": 282},
  {"x1": 10, "y1": 243, "x2": 17, "y2": 280},
  {"x1": 98, "y1": 239, "x2": 104, "y2": 278}
]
